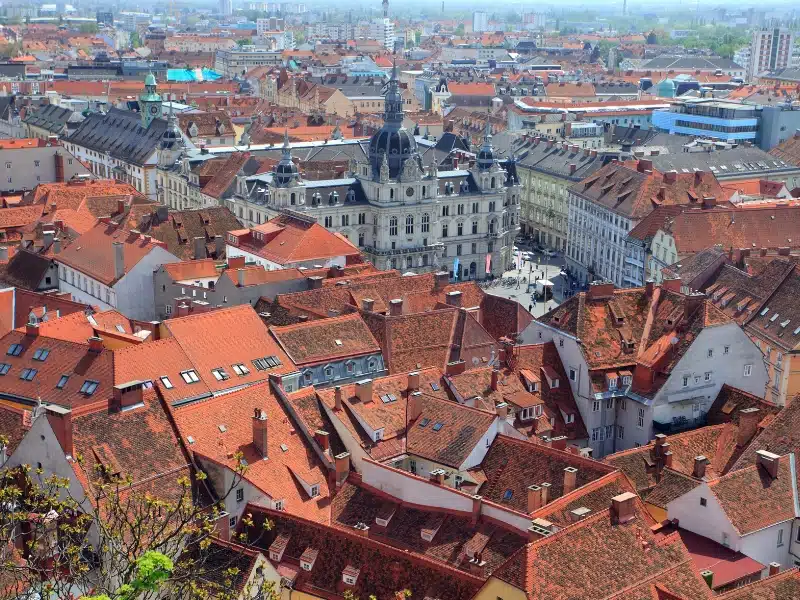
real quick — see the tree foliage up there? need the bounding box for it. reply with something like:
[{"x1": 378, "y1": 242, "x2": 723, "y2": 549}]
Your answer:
[{"x1": 0, "y1": 439, "x2": 278, "y2": 600}]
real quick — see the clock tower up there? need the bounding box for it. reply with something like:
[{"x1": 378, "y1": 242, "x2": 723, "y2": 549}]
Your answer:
[{"x1": 139, "y1": 72, "x2": 162, "y2": 128}]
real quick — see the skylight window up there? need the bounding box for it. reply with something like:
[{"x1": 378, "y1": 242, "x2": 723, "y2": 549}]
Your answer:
[
  {"x1": 211, "y1": 368, "x2": 230, "y2": 381},
  {"x1": 232, "y1": 363, "x2": 250, "y2": 376},
  {"x1": 181, "y1": 370, "x2": 200, "y2": 384},
  {"x1": 0, "y1": 363, "x2": 10, "y2": 376},
  {"x1": 80, "y1": 380, "x2": 99, "y2": 395},
  {"x1": 761, "y1": 307, "x2": 770, "y2": 316},
  {"x1": 503, "y1": 489, "x2": 513, "y2": 501},
  {"x1": 770, "y1": 314, "x2": 779, "y2": 322},
  {"x1": 794, "y1": 326, "x2": 800, "y2": 336},
  {"x1": 160, "y1": 376, "x2": 174, "y2": 389},
  {"x1": 430, "y1": 382, "x2": 440, "y2": 391},
  {"x1": 115, "y1": 325, "x2": 125, "y2": 333},
  {"x1": 56, "y1": 374, "x2": 69, "y2": 389},
  {"x1": 253, "y1": 356, "x2": 281, "y2": 370},
  {"x1": 381, "y1": 393, "x2": 398, "y2": 404},
  {"x1": 32, "y1": 349, "x2": 50, "y2": 361},
  {"x1": 432, "y1": 422, "x2": 444, "y2": 432},
  {"x1": 7, "y1": 344, "x2": 22, "y2": 356},
  {"x1": 419, "y1": 418, "x2": 431, "y2": 428},
  {"x1": 20, "y1": 368, "x2": 37, "y2": 381},
  {"x1": 334, "y1": 339, "x2": 343, "y2": 346}
]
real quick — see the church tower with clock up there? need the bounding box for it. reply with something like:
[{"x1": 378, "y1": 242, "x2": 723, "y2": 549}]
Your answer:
[{"x1": 139, "y1": 72, "x2": 163, "y2": 128}]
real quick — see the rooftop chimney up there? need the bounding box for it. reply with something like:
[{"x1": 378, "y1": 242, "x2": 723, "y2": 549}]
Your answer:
[
  {"x1": 113, "y1": 241, "x2": 125, "y2": 279},
  {"x1": 737, "y1": 407, "x2": 760, "y2": 448},
  {"x1": 637, "y1": 158, "x2": 653, "y2": 173},
  {"x1": 314, "y1": 429, "x2": 330, "y2": 453},
  {"x1": 587, "y1": 281, "x2": 615, "y2": 300},
  {"x1": 490, "y1": 368, "x2": 500, "y2": 391},
  {"x1": 26, "y1": 323, "x2": 40, "y2": 337},
  {"x1": 563, "y1": 467, "x2": 578, "y2": 495},
  {"x1": 112, "y1": 381, "x2": 144, "y2": 412},
  {"x1": 569, "y1": 163, "x2": 577, "y2": 174},
  {"x1": 88, "y1": 336, "x2": 103, "y2": 353},
  {"x1": 611, "y1": 491, "x2": 637, "y2": 524},
  {"x1": 355, "y1": 379, "x2": 373, "y2": 403},
  {"x1": 434, "y1": 271, "x2": 449, "y2": 291},
  {"x1": 46, "y1": 406, "x2": 73, "y2": 457},
  {"x1": 645, "y1": 279, "x2": 655, "y2": 299},
  {"x1": 361, "y1": 297, "x2": 375, "y2": 312},
  {"x1": 306, "y1": 275, "x2": 323, "y2": 290},
  {"x1": 388, "y1": 298, "x2": 403, "y2": 316},
  {"x1": 252, "y1": 408, "x2": 268, "y2": 458},
  {"x1": 527, "y1": 484, "x2": 542, "y2": 513},
  {"x1": 445, "y1": 290, "x2": 462, "y2": 307},
  {"x1": 408, "y1": 391, "x2": 423, "y2": 423},
  {"x1": 407, "y1": 371, "x2": 420, "y2": 392},
  {"x1": 237, "y1": 268, "x2": 246, "y2": 287},
  {"x1": 334, "y1": 386, "x2": 343, "y2": 410},
  {"x1": 663, "y1": 170, "x2": 677, "y2": 184},
  {"x1": 334, "y1": 452, "x2": 350, "y2": 487},
  {"x1": 693, "y1": 455, "x2": 708, "y2": 479},
  {"x1": 193, "y1": 236, "x2": 206, "y2": 260},
  {"x1": 769, "y1": 562, "x2": 781, "y2": 576},
  {"x1": 540, "y1": 482, "x2": 551, "y2": 506},
  {"x1": 756, "y1": 449, "x2": 780, "y2": 479},
  {"x1": 496, "y1": 402, "x2": 508, "y2": 420}
]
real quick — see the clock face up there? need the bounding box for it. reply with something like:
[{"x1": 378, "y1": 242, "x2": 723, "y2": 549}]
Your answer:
[
  {"x1": 149, "y1": 105, "x2": 160, "y2": 115},
  {"x1": 406, "y1": 187, "x2": 414, "y2": 197}
]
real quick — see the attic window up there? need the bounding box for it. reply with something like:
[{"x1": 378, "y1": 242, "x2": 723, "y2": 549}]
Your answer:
[
  {"x1": 20, "y1": 368, "x2": 37, "y2": 381},
  {"x1": 180, "y1": 370, "x2": 200, "y2": 384},
  {"x1": 334, "y1": 339, "x2": 343, "y2": 346},
  {"x1": 430, "y1": 382, "x2": 440, "y2": 391},
  {"x1": 761, "y1": 307, "x2": 769, "y2": 316},
  {"x1": 32, "y1": 349, "x2": 50, "y2": 361},
  {"x1": 781, "y1": 320, "x2": 791, "y2": 329},
  {"x1": 432, "y1": 422, "x2": 444, "y2": 432},
  {"x1": 211, "y1": 367, "x2": 230, "y2": 381},
  {"x1": 503, "y1": 489, "x2": 513, "y2": 501},
  {"x1": 0, "y1": 363, "x2": 10, "y2": 376},
  {"x1": 160, "y1": 376, "x2": 174, "y2": 389},
  {"x1": 115, "y1": 325, "x2": 125, "y2": 333},
  {"x1": 56, "y1": 374, "x2": 69, "y2": 389},
  {"x1": 232, "y1": 363, "x2": 250, "y2": 376},
  {"x1": 218, "y1": 424, "x2": 227, "y2": 433},
  {"x1": 280, "y1": 444, "x2": 289, "y2": 452},
  {"x1": 7, "y1": 344, "x2": 22, "y2": 356},
  {"x1": 253, "y1": 355, "x2": 281, "y2": 371},
  {"x1": 419, "y1": 418, "x2": 431, "y2": 428},
  {"x1": 80, "y1": 380, "x2": 99, "y2": 395},
  {"x1": 380, "y1": 394, "x2": 398, "y2": 404}
]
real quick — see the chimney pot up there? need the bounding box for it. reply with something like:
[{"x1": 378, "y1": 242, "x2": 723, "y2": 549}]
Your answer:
[
  {"x1": 388, "y1": 298, "x2": 403, "y2": 316},
  {"x1": 563, "y1": 467, "x2": 578, "y2": 495},
  {"x1": 445, "y1": 290, "x2": 462, "y2": 307},
  {"x1": 408, "y1": 390, "x2": 423, "y2": 423},
  {"x1": 737, "y1": 407, "x2": 760, "y2": 447},
  {"x1": 540, "y1": 482, "x2": 551, "y2": 506},
  {"x1": 26, "y1": 323, "x2": 40, "y2": 337},
  {"x1": 527, "y1": 484, "x2": 542, "y2": 513},
  {"x1": 611, "y1": 491, "x2": 637, "y2": 524},
  {"x1": 496, "y1": 402, "x2": 508, "y2": 420},
  {"x1": 756, "y1": 449, "x2": 780, "y2": 479},
  {"x1": 490, "y1": 368, "x2": 500, "y2": 391},
  {"x1": 87, "y1": 336, "x2": 103, "y2": 352},
  {"x1": 407, "y1": 371, "x2": 420, "y2": 392},
  {"x1": 314, "y1": 429, "x2": 330, "y2": 452},
  {"x1": 361, "y1": 297, "x2": 375, "y2": 312},
  {"x1": 334, "y1": 452, "x2": 350, "y2": 487},
  {"x1": 769, "y1": 562, "x2": 780, "y2": 576},
  {"x1": 692, "y1": 455, "x2": 707, "y2": 479},
  {"x1": 355, "y1": 379, "x2": 373, "y2": 403}
]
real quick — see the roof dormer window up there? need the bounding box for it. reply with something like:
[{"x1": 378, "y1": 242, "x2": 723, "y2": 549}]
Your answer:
[{"x1": 180, "y1": 369, "x2": 200, "y2": 384}]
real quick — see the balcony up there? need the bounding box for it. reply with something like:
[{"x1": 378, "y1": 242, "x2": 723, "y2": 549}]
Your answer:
[{"x1": 361, "y1": 242, "x2": 443, "y2": 257}]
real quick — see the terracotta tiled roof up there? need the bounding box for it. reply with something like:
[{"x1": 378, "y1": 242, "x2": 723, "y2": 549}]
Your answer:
[
  {"x1": 162, "y1": 305, "x2": 296, "y2": 395},
  {"x1": 571, "y1": 162, "x2": 726, "y2": 220},
  {"x1": 708, "y1": 453, "x2": 796, "y2": 535},
  {"x1": 171, "y1": 381, "x2": 332, "y2": 523},
  {"x1": 230, "y1": 214, "x2": 360, "y2": 266},
  {"x1": 137, "y1": 207, "x2": 242, "y2": 261},
  {"x1": 716, "y1": 568, "x2": 800, "y2": 599},
  {"x1": 492, "y1": 498, "x2": 711, "y2": 600},
  {"x1": 30, "y1": 179, "x2": 144, "y2": 211},
  {"x1": 71, "y1": 389, "x2": 191, "y2": 501},
  {"x1": 732, "y1": 399, "x2": 800, "y2": 471},
  {"x1": 744, "y1": 265, "x2": 800, "y2": 352},
  {"x1": 177, "y1": 111, "x2": 234, "y2": 139},
  {"x1": 0, "y1": 205, "x2": 45, "y2": 229},
  {"x1": 245, "y1": 503, "x2": 483, "y2": 599},
  {"x1": 315, "y1": 368, "x2": 449, "y2": 462},
  {"x1": 0, "y1": 403, "x2": 32, "y2": 456},
  {"x1": 0, "y1": 328, "x2": 113, "y2": 409},
  {"x1": 162, "y1": 259, "x2": 220, "y2": 282},
  {"x1": 55, "y1": 224, "x2": 174, "y2": 286},
  {"x1": 770, "y1": 133, "x2": 800, "y2": 166},
  {"x1": 707, "y1": 385, "x2": 782, "y2": 427},
  {"x1": 270, "y1": 313, "x2": 380, "y2": 367},
  {"x1": 447, "y1": 82, "x2": 496, "y2": 96},
  {"x1": 201, "y1": 152, "x2": 251, "y2": 199},
  {"x1": 478, "y1": 435, "x2": 616, "y2": 513}
]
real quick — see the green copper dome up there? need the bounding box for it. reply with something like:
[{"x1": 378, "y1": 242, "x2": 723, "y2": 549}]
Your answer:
[{"x1": 145, "y1": 72, "x2": 157, "y2": 87}]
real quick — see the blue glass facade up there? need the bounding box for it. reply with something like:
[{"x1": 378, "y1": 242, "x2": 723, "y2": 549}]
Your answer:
[{"x1": 652, "y1": 109, "x2": 758, "y2": 141}]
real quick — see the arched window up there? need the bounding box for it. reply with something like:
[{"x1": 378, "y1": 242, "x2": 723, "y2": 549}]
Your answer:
[
  {"x1": 472, "y1": 220, "x2": 478, "y2": 234},
  {"x1": 421, "y1": 213, "x2": 430, "y2": 233},
  {"x1": 390, "y1": 188, "x2": 394, "y2": 200},
  {"x1": 389, "y1": 216, "x2": 398, "y2": 236},
  {"x1": 406, "y1": 214, "x2": 414, "y2": 235},
  {"x1": 422, "y1": 185, "x2": 426, "y2": 197},
  {"x1": 489, "y1": 219, "x2": 496, "y2": 234},
  {"x1": 457, "y1": 221, "x2": 463, "y2": 236},
  {"x1": 490, "y1": 177, "x2": 496, "y2": 189},
  {"x1": 290, "y1": 192, "x2": 296, "y2": 205}
]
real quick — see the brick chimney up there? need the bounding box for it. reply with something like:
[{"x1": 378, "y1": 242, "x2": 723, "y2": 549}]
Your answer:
[
  {"x1": 637, "y1": 158, "x2": 653, "y2": 173},
  {"x1": 112, "y1": 381, "x2": 144, "y2": 412},
  {"x1": 388, "y1": 298, "x2": 403, "y2": 316},
  {"x1": 193, "y1": 236, "x2": 206, "y2": 260},
  {"x1": 334, "y1": 386, "x2": 343, "y2": 410},
  {"x1": 539, "y1": 482, "x2": 551, "y2": 506},
  {"x1": 407, "y1": 371, "x2": 420, "y2": 392},
  {"x1": 551, "y1": 436, "x2": 568, "y2": 451},
  {"x1": 527, "y1": 484, "x2": 542, "y2": 513},
  {"x1": 252, "y1": 408, "x2": 268, "y2": 458},
  {"x1": 737, "y1": 407, "x2": 760, "y2": 447},
  {"x1": 490, "y1": 368, "x2": 500, "y2": 391},
  {"x1": 355, "y1": 379, "x2": 373, "y2": 403},
  {"x1": 496, "y1": 402, "x2": 508, "y2": 420},
  {"x1": 569, "y1": 163, "x2": 577, "y2": 174},
  {"x1": 645, "y1": 279, "x2": 655, "y2": 298},
  {"x1": 663, "y1": 451, "x2": 673, "y2": 468},
  {"x1": 563, "y1": 467, "x2": 578, "y2": 495},
  {"x1": 334, "y1": 452, "x2": 350, "y2": 486},
  {"x1": 408, "y1": 391, "x2": 424, "y2": 423},
  {"x1": 434, "y1": 271, "x2": 449, "y2": 291},
  {"x1": 306, "y1": 275, "x2": 323, "y2": 289},
  {"x1": 611, "y1": 492, "x2": 637, "y2": 524},
  {"x1": 361, "y1": 297, "x2": 375, "y2": 312},
  {"x1": 88, "y1": 336, "x2": 103, "y2": 353},
  {"x1": 26, "y1": 322, "x2": 40, "y2": 337},
  {"x1": 663, "y1": 170, "x2": 677, "y2": 183},
  {"x1": 769, "y1": 562, "x2": 781, "y2": 576},
  {"x1": 46, "y1": 406, "x2": 73, "y2": 456},
  {"x1": 661, "y1": 277, "x2": 681, "y2": 293},
  {"x1": 445, "y1": 290, "x2": 462, "y2": 307},
  {"x1": 702, "y1": 196, "x2": 716, "y2": 209},
  {"x1": 693, "y1": 455, "x2": 707, "y2": 479},
  {"x1": 587, "y1": 281, "x2": 615, "y2": 300},
  {"x1": 314, "y1": 429, "x2": 330, "y2": 453},
  {"x1": 756, "y1": 450, "x2": 780, "y2": 479}
]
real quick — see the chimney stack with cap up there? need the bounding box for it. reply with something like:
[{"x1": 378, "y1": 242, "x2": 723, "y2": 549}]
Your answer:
[
  {"x1": 334, "y1": 452, "x2": 350, "y2": 487},
  {"x1": 408, "y1": 391, "x2": 423, "y2": 423},
  {"x1": 528, "y1": 484, "x2": 542, "y2": 513},
  {"x1": 563, "y1": 467, "x2": 578, "y2": 495},
  {"x1": 355, "y1": 379, "x2": 373, "y2": 403},
  {"x1": 611, "y1": 492, "x2": 637, "y2": 524},
  {"x1": 756, "y1": 450, "x2": 780, "y2": 479},
  {"x1": 445, "y1": 290, "x2": 462, "y2": 307},
  {"x1": 407, "y1": 371, "x2": 420, "y2": 391},
  {"x1": 361, "y1": 298, "x2": 375, "y2": 312},
  {"x1": 693, "y1": 456, "x2": 708, "y2": 479},
  {"x1": 252, "y1": 408, "x2": 268, "y2": 458},
  {"x1": 434, "y1": 271, "x2": 449, "y2": 291},
  {"x1": 388, "y1": 298, "x2": 403, "y2": 316},
  {"x1": 112, "y1": 381, "x2": 143, "y2": 412},
  {"x1": 334, "y1": 386, "x2": 343, "y2": 410},
  {"x1": 490, "y1": 369, "x2": 500, "y2": 391},
  {"x1": 737, "y1": 407, "x2": 760, "y2": 447}
]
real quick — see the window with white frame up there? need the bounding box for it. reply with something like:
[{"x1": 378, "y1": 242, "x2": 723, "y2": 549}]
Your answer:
[
  {"x1": 592, "y1": 400, "x2": 600, "y2": 412},
  {"x1": 637, "y1": 408, "x2": 645, "y2": 428},
  {"x1": 618, "y1": 425, "x2": 624, "y2": 439},
  {"x1": 606, "y1": 398, "x2": 613, "y2": 410},
  {"x1": 236, "y1": 488, "x2": 244, "y2": 502},
  {"x1": 743, "y1": 364, "x2": 752, "y2": 377},
  {"x1": 704, "y1": 372, "x2": 711, "y2": 381},
  {"x1": 707, "y1": 348, "x2": 713, "y2": 358},
  {"x1": 682, "y1": 375, "x2": 689, "y2": 387}
]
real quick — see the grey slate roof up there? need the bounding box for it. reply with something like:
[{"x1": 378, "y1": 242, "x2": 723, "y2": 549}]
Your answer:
[
  {"x1": 23, "y1": 104, "x2": 77, "y2": 136},
  {"x1": 492, "y1": 133, "x2": 609, "y2": 181},
  {"x1": 647, "y1": 146, "x2": 799, "y2": 180},
  {"x1": 640, "y1": 56, "x2": 743, "y2": 71},
  {"x1": 64, "y1": 108, "x2": 166, "y2": 166}
]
